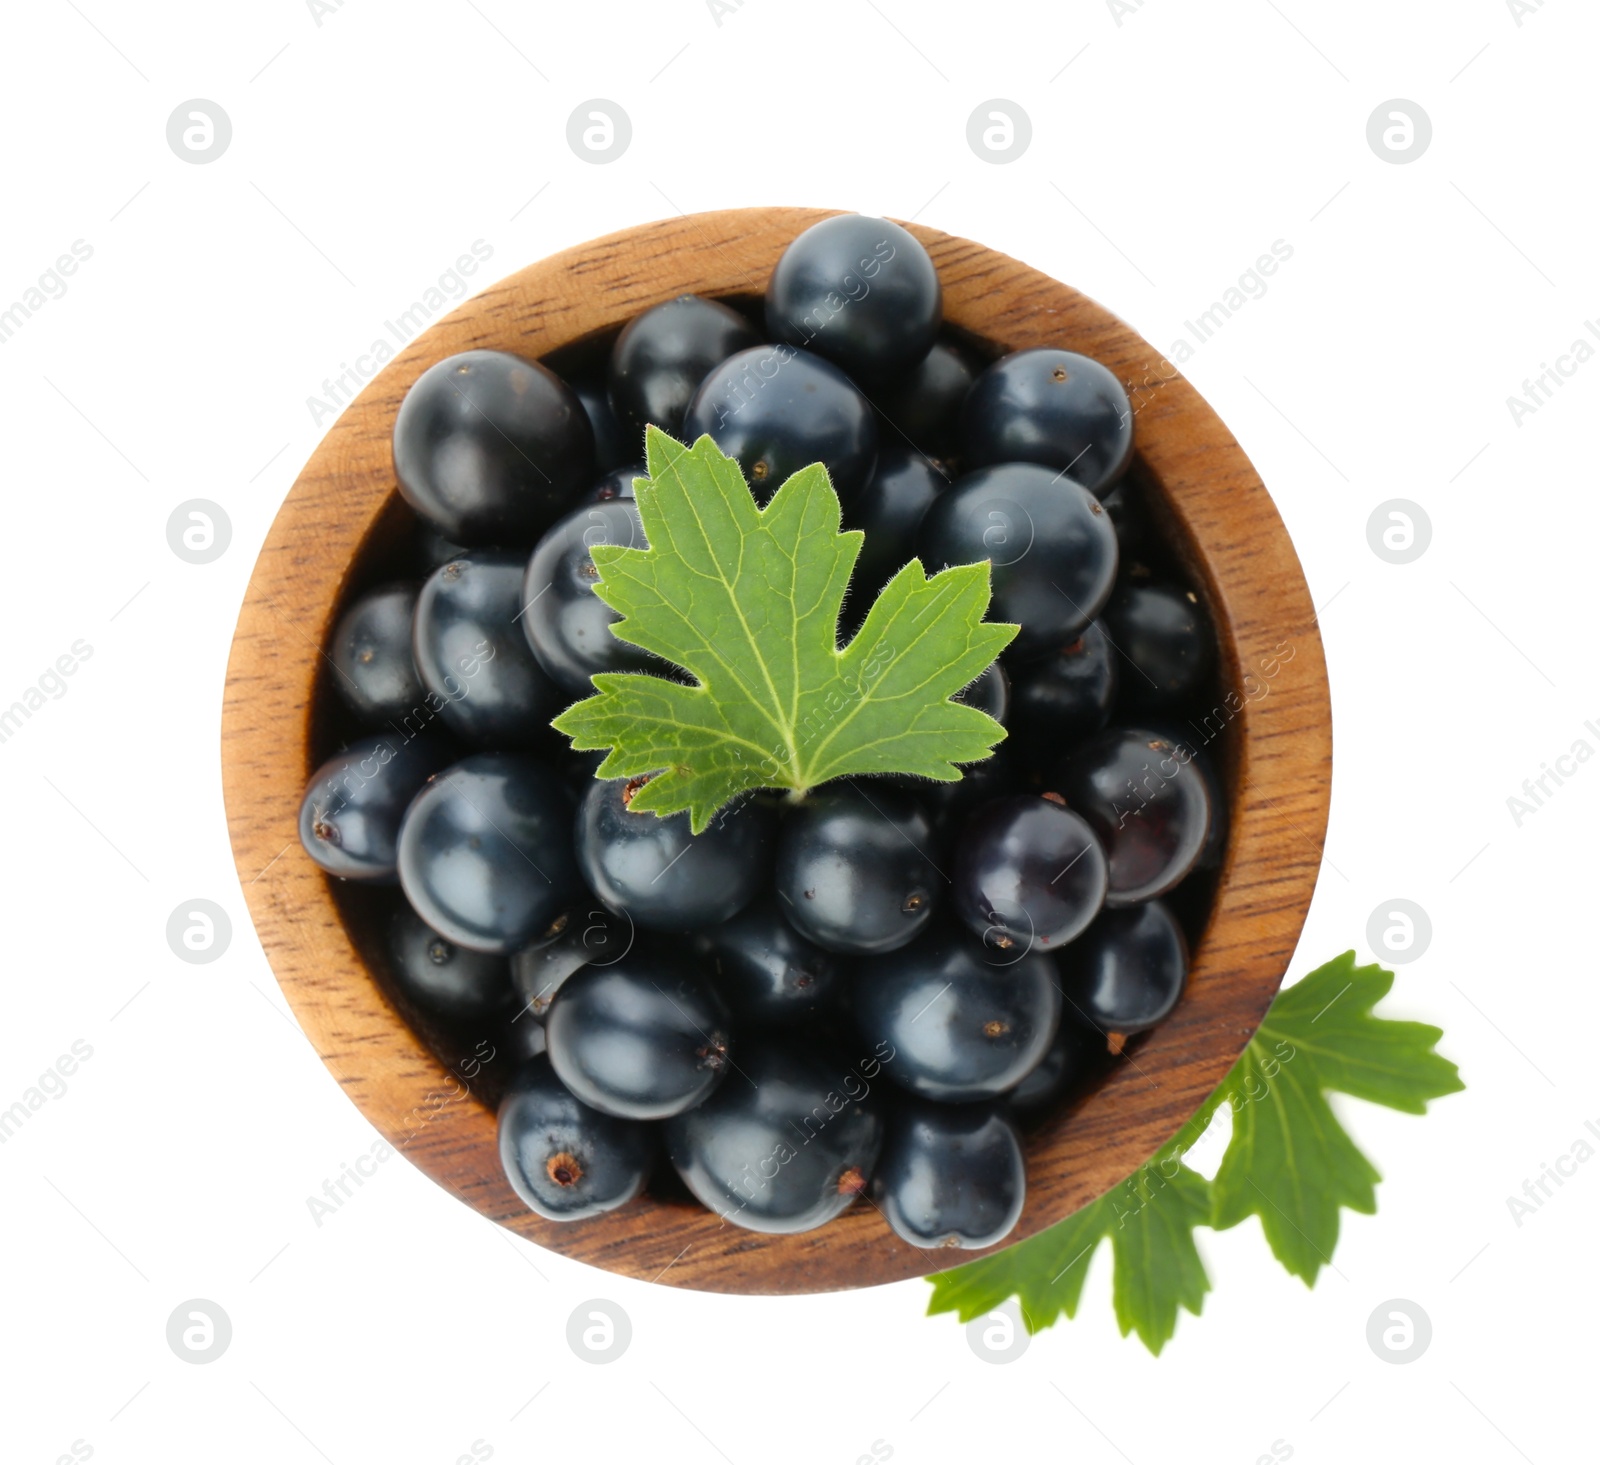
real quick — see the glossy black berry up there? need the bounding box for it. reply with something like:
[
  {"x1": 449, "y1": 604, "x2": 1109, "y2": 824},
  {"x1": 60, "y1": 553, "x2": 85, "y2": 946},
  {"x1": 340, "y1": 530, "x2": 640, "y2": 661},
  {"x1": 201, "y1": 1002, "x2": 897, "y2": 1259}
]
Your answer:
[
  {"x1": 1007, "y1": 1016, "x2": 1107, "y2": 1118},
  {"x1": 1162, "y1": 732, "x2": 1227, "y2": 874},
  {"x1": 955, "y1": 661, "x2": 1010, "y2": 726},
  {"x1": 766, "y1": 215, "x2": 941, "y2": 383},
  {"x1": 510, "y1": 903, "x2": 636, "y2": 1020},
  {"x1": 665, "y1": 1042, "x2": 883, "y2": 1234},
  {"x1": 498, "y1": 1056, "x2": 654, "y2": 1221},
  {"x1": 874, "y1": 1101, "x2": 1025, "y2": 1250},
  {"x1": 396, "y1": 753, "x2": 582, "y2": 953},
  {"x1": 328, "y1": 583, "x2": 425, "y2": 728},
  {"x1": 962, "y1": 348, "x2": 1134, "y2": 495},
  {"x1": 393, "y1": 350, "x2": 592, "y2": 545},
  {"x1": 916, "y1": 463, "x2": 1118, "y2": 657},
  {"x1": 608, "y1": 294, "x2": 760, "y2": 441},
  {"x1": 871, "y1": 343, "x2": 976, "y2": 458},
  {"x1": 1114, "y1": 736, "x2": 1223, "y2": 953},
  {"x1": 891, "y1": 753, "x2": 1021, "y2": 839},
  {"x1": 952, "y1": 793, "x2": 1108, "y2": 953},
  {"x1": 1055, "y1": 729, "x2": 1212, "y2": 906},
  {"x1": 1102, "y1": 582, "x2": 1215, "y2": 712},
  {"x1": 682, "y1": 345, "x2": 877, "y2": 506},
  {"x1": 590, "y1": 463, "x2": 644, "y2": 502},
  {"x1": 775, "y1": 783, "x2": 940, "y2": 955},
  {"x1": 854, "y1": 925, "x2": 1061, "y2": 1101},
  {"x1": 1009, "y1": 623, "x2": 1117, "y2": 774},
  {"x1": 385, "y1": 898, "x2": 514, "y2": 1024},
  {"x1": 545, "y1": 954, "x2": 731, "y2": 1120},
  {"x1": 1058, "y1": 900, "x2": 1188, "y2": 1034},
  {"x1": 298, "y1": 732, "x2": 451, "y2": 882},
  {"x1": 1099, "y1": 479, "x2": 1153, "y2": 564},
  {"x1": 845, "y1": 448, "x2": 948, "y2": 604},
  {"x1": 521, "y1": 499, "x2": 654, "y2": 695},
  {"x1": 576, "y1": 777, "x2": 776, "y2": 932},
  {"x1": 573, "y1": 377, "x2": 632, "y2": 473},
  {"x1": 413, "y1": 552, "x2": 563, "y2": 748},
  {"x1": 700, "y1": 895, "x2": 841, "y2": 1029}
]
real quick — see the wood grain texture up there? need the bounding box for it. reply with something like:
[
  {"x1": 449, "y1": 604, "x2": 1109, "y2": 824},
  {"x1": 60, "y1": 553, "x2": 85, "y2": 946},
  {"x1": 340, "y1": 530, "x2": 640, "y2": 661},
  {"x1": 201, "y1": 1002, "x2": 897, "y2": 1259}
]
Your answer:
[{"x1": 221, "y1": 207, "x2": 1332, "y2": 1295}]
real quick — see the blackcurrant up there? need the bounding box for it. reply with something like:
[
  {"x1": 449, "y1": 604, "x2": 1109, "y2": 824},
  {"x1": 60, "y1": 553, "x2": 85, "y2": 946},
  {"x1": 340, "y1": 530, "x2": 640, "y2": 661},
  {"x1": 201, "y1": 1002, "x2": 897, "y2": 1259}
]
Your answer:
[
  {"x1": 576, "y1": 777, "x2": 776, "y2": 932},
  {"x1": 916, "y1": 463, "x2": 1118, "y2": 657},
  {"x1": 853, "y1": 924, "x2": 1061, "y2": 1101},
  {"x1": 498, "y1": 1056, "x2": 654, "y2": 1221},
  {"x1": 298, "y1": 732, "x2": 451, "y2": 882},
  {"x1": 844, "y1": 448, "x2": 948, "y2": 605},
  {"x1": 510, "y1": 903, "x2": 636, "y2": 1020},
  {"x1": 396, "y1": 753, "x2": 582, "y2": 953},
  {"x1": 889, "y1": 753, "x2": 1021, "y2": 839},
  {"x1": 766, "y1": 215, "x2": 941, "y2": 384},
  {"x1": 393, "y1": 350, "x2": 592, "y2": 545},
  {"x1": 1163, "y1": 732, "x2": 1227, "y2": 874},
  {"x1": 521, "y1": 498, "x2": 654, "y2": 695},
  {"x1": 385, "y1": 898, "x2": 514, "y2": 1025},
  {"x1": 874, "y1": 1100, "x2": 1025, "y2": 1250},
  {"x1": 1058, "y1": 900, "x2": 1188, "y2": 1034},
  {"x1": 699, "y1": 895, "x2": 841, "y2": 1029},
  {"x1": 962, "y1": 348, "x2": 1133, "y2": 495},
  {"x1": 328, "y1": 583, "x2": 425, "y2": 728},
  {"x1": 1102, "y1": 582, "x2": 1215, "y2": 712},
  {"x1": 608, "y1": 294, "x2": 760, "y2": 441},
  {"x1": 1099, "y1": 479, "x2": 1153, "y2": 564},
  {"x1": 870, "y1": 343, "x2": 976, "y2": 459},
  {"x1": 544, "y1": 953, "x2": 731, "y2": 1120},
  {"x1": 590, "y1": 463, "x2": 644, "y2": 502},
  {"x1": 572, "y1": 377, "x2": 633, "y2": 472},
  {"x1": 664, "y1": 1041, "x2": 883, "y2": 1234},
  {"x1": 1055, "y1": 729, "x2": 1212, "y2": 905},
  {"x1": 955, "y1": 660, "x2": 1010, "y2": 726},
  {"x1": 682, "y1": 345, "x2": 877, "y2": 506},
  {"x1": 1007, "y1": 1015, "x2": 1107, "y2": 1119},
  {"x1": 951, "y1": 793, "x2": 1108, "y2": 953},
  {"x1": 413, "y1": 552, "x2": 563, "y2": 748},
  {"x1": 775, "y1": 782, "x2": 940, "y2": 955},
  {"x1": 1008, "y1": 623, "x2": 1117, "y2": 774}
]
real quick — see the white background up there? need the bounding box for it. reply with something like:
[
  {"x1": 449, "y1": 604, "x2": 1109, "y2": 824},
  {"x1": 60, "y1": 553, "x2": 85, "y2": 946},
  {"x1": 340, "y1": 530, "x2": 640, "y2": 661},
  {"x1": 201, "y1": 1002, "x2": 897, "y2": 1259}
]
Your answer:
[{"x1": 1, "y1": 1, "x2": 1595, "y2": 1461}]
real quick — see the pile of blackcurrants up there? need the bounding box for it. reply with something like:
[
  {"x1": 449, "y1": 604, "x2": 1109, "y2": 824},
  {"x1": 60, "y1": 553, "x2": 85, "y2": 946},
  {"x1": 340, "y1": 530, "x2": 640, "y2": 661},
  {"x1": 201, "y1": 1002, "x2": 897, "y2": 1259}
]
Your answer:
[{"x1": 298, "y1": 214, "x2": 1225, "y2": 1251}]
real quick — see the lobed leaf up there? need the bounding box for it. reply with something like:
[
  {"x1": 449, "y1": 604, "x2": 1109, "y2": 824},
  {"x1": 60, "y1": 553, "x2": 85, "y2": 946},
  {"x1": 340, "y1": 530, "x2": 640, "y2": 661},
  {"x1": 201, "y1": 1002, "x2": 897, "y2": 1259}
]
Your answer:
[
  {"x1": 928, "y1": 950, "x2": 1464, "y2": 1351},
  {"x1": 553, "y1": 427, "x2": 1017, "y2": 830}
]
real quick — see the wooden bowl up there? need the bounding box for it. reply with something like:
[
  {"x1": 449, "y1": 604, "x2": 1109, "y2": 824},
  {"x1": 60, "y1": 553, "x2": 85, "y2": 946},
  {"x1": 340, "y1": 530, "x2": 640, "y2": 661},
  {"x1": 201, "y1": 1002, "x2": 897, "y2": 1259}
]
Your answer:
[{"x1": 222, "y1": 207, "x2": 1331, "y2": 1294}]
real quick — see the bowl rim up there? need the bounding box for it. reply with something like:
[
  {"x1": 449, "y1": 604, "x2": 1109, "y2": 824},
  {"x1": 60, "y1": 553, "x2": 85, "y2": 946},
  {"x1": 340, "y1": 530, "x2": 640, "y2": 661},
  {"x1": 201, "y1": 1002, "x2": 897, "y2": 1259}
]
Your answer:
[{"x1": 221, "y1": 206, "x2": 1332, "y2": 1295}]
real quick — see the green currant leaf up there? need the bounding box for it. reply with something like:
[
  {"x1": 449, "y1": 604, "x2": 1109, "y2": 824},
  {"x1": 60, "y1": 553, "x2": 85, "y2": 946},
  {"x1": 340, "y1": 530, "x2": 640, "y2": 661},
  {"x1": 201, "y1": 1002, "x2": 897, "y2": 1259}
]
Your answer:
[
  {"x1": 552, "y1": 426, "x2": 1018, "y2": 833},
  {"x1": 927, "y1": 950, "x2": 1464, "y2": 1353},
  {"x1": 1108, "y1": 1162, "x2": 1213, "y2": 1352},
  {"x1": 1209, "y1": 950, "x2": 1465, "y2": 1283}
]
